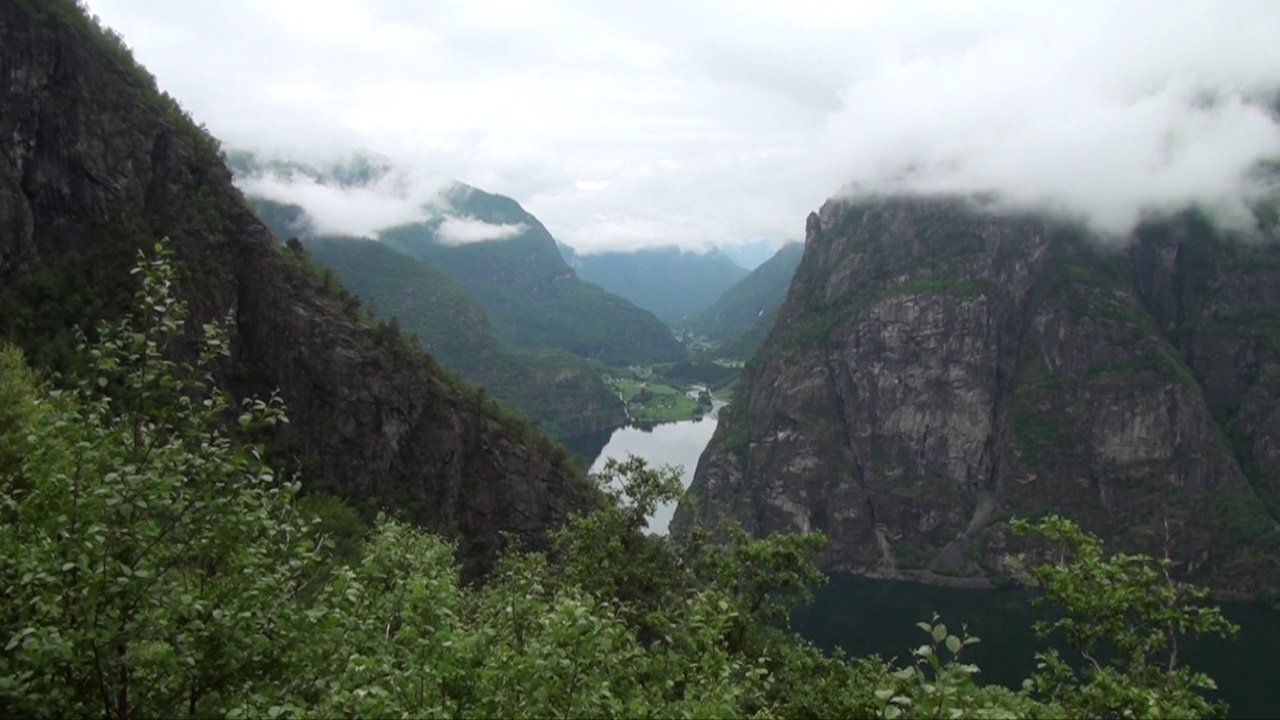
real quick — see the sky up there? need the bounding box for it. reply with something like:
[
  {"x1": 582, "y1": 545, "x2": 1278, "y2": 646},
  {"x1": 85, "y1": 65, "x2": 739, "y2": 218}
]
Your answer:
[{"x1": 83, "y1": 0, "x2": 1280, "y2": 253}]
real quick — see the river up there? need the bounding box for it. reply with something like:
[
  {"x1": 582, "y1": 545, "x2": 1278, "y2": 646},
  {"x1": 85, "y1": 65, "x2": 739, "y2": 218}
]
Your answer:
[
  {"x1": 565, "y1": 411, "x2": 1280, "y2": 718},
  {"x1": 564, "y1": 400, "x2": 724, "y2": 534}
]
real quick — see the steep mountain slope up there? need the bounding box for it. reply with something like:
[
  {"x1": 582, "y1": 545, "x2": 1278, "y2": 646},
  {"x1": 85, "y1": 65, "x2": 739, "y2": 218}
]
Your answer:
[
  {"x1": 682, "y1": 241, "x2": 804, "y2": 355},
  {"x1": 719, "y1": 239, "x2": 783, "y2": 272},
  {"x1": 563, "y1": 245, "x2": 749, "y2": 321},
  {"x1": 674, "y1": 195, "x2": 1280, "y2": 593},
  {"x1": 0, "y1": 0, "x2": 594, "y2": 568},
  {"x1": 230, "y1": 153, "x2": 684, "y2": 365},
  {"x1": 376, "y1": 186, "x2": 686, "y2": 365},
  {"x1": 299, "y1": 235, "x2": 627, "y2": 440}
]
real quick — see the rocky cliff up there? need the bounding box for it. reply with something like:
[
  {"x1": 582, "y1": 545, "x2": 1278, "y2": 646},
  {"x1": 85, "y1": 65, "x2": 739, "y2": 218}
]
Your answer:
[
  {"x1": 674, "y1": 195, "x2": 1280, "y2": 593},
  {"x1": 0, "y1": 0, "x2": 594, "y2": 568}
]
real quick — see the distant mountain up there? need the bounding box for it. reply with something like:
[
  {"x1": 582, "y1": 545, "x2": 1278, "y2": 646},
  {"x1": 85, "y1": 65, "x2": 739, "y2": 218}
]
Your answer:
[
  {"x1": 232, "y1": 154, "x2": 685, "y2": 367},
  {"x1": 563, "y1": 245, "x2": 749, "y2": 321},
  {"x1": 716, "y1": 240, "x2": 783, "y2": 272},
  {"x1": 676, "y1": 195, "x2": 1280, "y2": 594},
  {"x1": 376, "y1": 185, "x2": 685, "y2": 365},
  {"x1": 681, "y1": 242, "x2": 803, "y2": 355},
  {"x1": 300, "y1": 235, "x2": 628, "y2": 440}
]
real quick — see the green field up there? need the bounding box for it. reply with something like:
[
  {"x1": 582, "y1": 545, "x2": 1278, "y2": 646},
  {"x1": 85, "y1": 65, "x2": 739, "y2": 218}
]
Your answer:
[{"x1": 615, "y1": 377, "x2": 708, "y2": 422}]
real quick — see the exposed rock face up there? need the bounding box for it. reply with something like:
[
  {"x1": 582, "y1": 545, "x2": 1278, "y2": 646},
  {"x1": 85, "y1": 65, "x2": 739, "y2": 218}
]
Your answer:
[
  {"x1": 0, "y1": 0, "x2": 592, "y2": 567},
  {"x1": 675, "y1": 196, "x2": 1280, "y2": 592}
]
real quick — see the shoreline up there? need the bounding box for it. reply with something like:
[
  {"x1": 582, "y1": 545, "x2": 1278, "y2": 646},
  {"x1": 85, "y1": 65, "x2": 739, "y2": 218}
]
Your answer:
[{"x1": 836, "y1": 567, "x2": 1262, "y2": 604}]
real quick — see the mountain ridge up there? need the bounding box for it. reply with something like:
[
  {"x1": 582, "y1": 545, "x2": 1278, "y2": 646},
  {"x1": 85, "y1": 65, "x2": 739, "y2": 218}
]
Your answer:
[
  {"x1": 681, "y1": 241, "x2": 804, "y2": 357},
  {"x1": 0, "y1": 0, "x2": 595, "y2": 570},
  {"x1": 562, "y1": 244, "x2": 750, "y2": 321},
  {"x1": 232, "y1": 155, "x2": 685, "y2": 366},
  {"x1": 674, "y1": 194, "x2": 1280, "y2": 593}
]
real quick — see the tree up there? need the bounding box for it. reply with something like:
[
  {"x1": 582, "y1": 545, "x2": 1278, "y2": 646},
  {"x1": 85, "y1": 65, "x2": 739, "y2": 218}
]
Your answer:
[
  {"x1": 0, "y1": 242, "x2": 327, "y2": 718},
  {"x1": 1009, "y1": 515, "x2": 1238, "y2": 719},
  {"x1": 0, "y1": 243, "x2": 1240, "y2": 719}
]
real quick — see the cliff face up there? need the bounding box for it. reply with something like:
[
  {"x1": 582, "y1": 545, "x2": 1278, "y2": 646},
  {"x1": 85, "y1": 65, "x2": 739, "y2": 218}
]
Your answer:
[
  {"x1": 675, "y1": 195, "x2": 1280, "y2": 592},
  {"x1": 0, "y1": 1, "x2": 593, "y2": 566}
]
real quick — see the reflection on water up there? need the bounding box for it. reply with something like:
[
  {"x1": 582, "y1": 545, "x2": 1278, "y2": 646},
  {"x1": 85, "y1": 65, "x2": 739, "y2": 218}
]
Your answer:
[
  {"x1": 566, "y1": 404, "x2": 1280, "y2": 718},
  {"x1": 792, "y1": 573, "x2": 1280, "y2": 719},
  {"x1": 565, "y1": 403, "x2": 723, "y2": 535}
]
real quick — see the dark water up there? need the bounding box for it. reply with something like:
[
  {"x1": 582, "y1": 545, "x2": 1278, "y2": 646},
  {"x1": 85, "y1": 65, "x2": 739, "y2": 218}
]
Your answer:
[
  {"x1": 792, "y1": 573, "x2": 1280, "y2": 719},
  {"x1": 570, "y1": 418, "x2": 1280, "y2": 718}
]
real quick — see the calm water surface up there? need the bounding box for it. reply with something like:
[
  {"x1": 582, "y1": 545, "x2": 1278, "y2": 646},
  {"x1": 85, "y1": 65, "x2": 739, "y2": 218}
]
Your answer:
[
  {"x1": 568, "y1": 410, "x2": 1280, "y2": 718},
  {"x1": 793, "y1": 573, "x2": 1280, "y2": 719},
  {"x1": 566, "y1": 402, "x2": 723, "y2": 534}
]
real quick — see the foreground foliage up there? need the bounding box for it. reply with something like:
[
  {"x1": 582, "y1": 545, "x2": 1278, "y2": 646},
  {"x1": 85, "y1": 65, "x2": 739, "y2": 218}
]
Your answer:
[{"x1": 0, "y1": 246, "x2": 1239, "y2": 718}]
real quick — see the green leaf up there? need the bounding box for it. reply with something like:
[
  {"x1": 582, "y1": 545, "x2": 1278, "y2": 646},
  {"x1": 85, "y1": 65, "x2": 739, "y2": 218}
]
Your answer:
[{"x1": 945, "y1": 635, "x2": 962, "y2": 655}]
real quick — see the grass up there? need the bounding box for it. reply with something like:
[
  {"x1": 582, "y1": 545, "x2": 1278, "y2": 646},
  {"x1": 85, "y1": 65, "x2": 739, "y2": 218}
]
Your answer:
[{"x1": 614, "y1": 377, "x2": 705, "y2": 422}]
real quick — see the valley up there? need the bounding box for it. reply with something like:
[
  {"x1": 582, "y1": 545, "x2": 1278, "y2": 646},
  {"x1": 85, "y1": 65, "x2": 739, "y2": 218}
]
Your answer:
[{"x1": 3, "y1": 0, "x2": 1279, "y2": 716}]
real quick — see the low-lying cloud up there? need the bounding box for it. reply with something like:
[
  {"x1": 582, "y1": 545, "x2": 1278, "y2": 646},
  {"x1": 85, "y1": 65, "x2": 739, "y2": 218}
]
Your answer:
[
  {"x1": 235, "y1": 162, "x2": 450, "y2": 238},
  {"x1": 821, "y1": 2, "x2": 1280, "y2": 236},
  {"x1": 435, "y1": 217, "x2": 528, "y2": 245},
  {"x1": 88, "y1": 0, "x2": 1280, "y2": 250}
]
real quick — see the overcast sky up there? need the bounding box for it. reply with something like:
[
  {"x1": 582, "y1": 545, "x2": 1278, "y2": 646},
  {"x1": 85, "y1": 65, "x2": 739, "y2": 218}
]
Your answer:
[{"x1": 84, "y1": 0, "x2": 1280, "y2": 252}]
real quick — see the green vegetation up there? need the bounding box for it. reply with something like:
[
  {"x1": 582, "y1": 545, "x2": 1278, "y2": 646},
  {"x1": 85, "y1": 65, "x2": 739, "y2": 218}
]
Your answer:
[
  {"x1": 653, "y1": 359, "x2": 741, "y2": 390},
  {"x1": 613, "y1": 377, "x2": 704, "y2": 422},
  {"x1": 375, "y1": 185, "x2": 686, "y2": 366},
  {"x1": 681, "y1": 242, "x2": 804, "y2": 344},
  {"x1": 229, "y1": 160, "x2": 685, "y2": 368},
  {"x1": 1008, "y1": 516, "x2": 1239, "y2": 717},
  {"x1": 0, "y1": 247, "x2": 1243, "y2": 718},
  {"x1": 567, "y1": 245, "x2": 749, "y2": 322},
  {"x1": 1011, "y1": 357, "x2": 1074, "y2": 468},
  {"x1": 297, "y1": 236, "x2": 625, "y2": 440},
  {"x1": 17, "y1": 0, "x2": 223, "y2": 168}
]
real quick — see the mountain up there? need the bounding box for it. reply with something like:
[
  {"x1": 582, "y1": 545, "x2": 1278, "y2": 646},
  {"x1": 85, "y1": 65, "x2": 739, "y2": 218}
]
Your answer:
[
  {"x1": 674, "y1": 194, "x2": 1280, "y2": 593},
  {"x1": 0, "y1": 0, "x2": 595, "y2": 568},
  {"x1": 564, "y1": 245, "x2": 750, "y2": 321},
  {"x1": 232, "y1": 156, "x2": 686, "y2": 366},
  {"x1": 681, "y1": 241, "x2": 804, "y2": 355},
  {"x1": 226, "y1": 147, "x2": 394, "y2": 188},
  {"x1": 291, "y1": 231, "x2": 628, "y2": 440},
  {"x1": 717, "y1": 239, "x2": 783, "y2": 272},
  {"x1": 376, "y1": 186, "x2": 685, "y2": 364}
]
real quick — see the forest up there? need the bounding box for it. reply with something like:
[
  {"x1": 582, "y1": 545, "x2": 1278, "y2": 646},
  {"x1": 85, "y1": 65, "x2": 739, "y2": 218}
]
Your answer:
[{"x1": 0, "y1": 245, "x2": 1240, "y2": 718}]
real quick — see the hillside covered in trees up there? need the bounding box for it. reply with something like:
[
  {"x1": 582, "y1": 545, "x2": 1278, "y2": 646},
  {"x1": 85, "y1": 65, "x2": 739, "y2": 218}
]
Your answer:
[{"x1": 0, "y1": 247, "x2": 1243, "y2": 717}]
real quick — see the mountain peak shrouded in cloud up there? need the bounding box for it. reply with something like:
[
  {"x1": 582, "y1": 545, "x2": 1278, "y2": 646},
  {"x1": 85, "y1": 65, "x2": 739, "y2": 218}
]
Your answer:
[
  {"x1": 435, "y1": 217, "x2": 528, "y2": 245},
  {"x1": 230, "y1": 149, "x2": 455, "y2": 238},
  {"x1": 230, "y1": 150, "x2": 534, "y2": 246},
  {"x1": 88, "y1": 0, "x2": 1280, "y2": 249}
]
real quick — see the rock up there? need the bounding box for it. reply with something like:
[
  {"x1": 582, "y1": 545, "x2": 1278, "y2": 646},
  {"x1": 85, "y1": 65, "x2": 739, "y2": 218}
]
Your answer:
[
  {"x1": 0, "y1": 0, "x2": 594, "y2": 573},
  {"x1": 675, "y1": 196, "x2": 1280, "y2": 593}
]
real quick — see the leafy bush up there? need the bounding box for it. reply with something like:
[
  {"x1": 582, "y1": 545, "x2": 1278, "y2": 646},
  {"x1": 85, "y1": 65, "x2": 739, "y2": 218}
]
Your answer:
[{"x1": 0, "y1": 246, "x2": 1239, "y2": 718}]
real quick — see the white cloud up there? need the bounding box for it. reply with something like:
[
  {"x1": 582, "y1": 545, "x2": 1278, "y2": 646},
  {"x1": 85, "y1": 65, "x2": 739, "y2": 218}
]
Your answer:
[
  {"x1": 237, "y1": 165, "x2": 451, "y2": 238},
  {"x1": 83, "y1": 0, "x2": 1280, "y2": 251},
  {"x1": 818, "y1": 1, "x2": 1280, "y2": 236},
  {"x1": 434, "y1": 217, "x2": 528, "y2": 245}
]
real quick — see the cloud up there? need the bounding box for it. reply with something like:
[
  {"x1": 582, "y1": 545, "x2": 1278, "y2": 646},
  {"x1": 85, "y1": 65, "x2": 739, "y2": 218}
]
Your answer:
[
  {"x1": 83, "y1": 0, "x2": 1280, "y2": 251},
  {"x1": 236, "y1": 162, "x2": 451, "y2": 238},
  {"x1": 818, "y1": 1, "x2": 1280, "y2": 236},
  {"x1": 435, "y1": 217, "x2": 528, "y2": 245}
]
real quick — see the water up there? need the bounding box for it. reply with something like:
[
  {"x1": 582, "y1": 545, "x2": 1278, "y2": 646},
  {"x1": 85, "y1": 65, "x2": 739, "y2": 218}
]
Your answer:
[
  {"x1": 792, "y1": 573, "x2": 1280, "y2": 719},
  {"x1": 565, "y1": 402, "x2": 723, "y2": 535},
  {"x1": 568, "y1": 411, "x2": 1280, "y2": 717}
]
